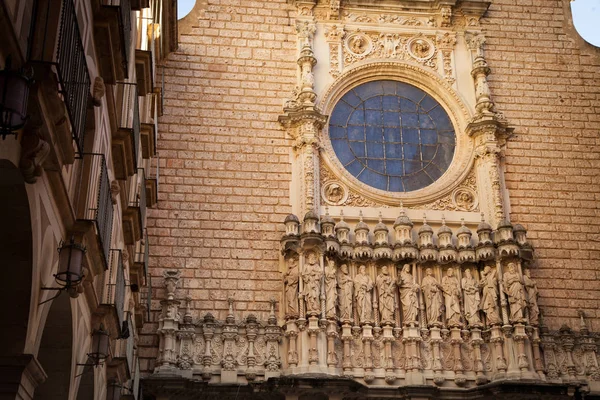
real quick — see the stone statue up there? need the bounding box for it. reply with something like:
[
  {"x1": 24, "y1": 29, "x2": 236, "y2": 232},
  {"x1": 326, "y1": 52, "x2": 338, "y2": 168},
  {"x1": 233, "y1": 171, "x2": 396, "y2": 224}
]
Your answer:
[
  {"x1": 461, "y1": 268, "x2": 482, "y2": 326},
  {"x1": 502, "y1": 263, "x2": 526, "y2": 323},
  {"x1": 398, "y1": 264, "x2": 419, "y2": 325},
  {"x1": 421, "y1": 267, "x2": 443, "y2": 326},
  {"x1": 523, "y1": 268, "x2": 540, "y2": 326},
  {"x1": 325, "y1": 257, "x2": 338, "y2": 319},
  {"x1": 284, "y1": 255, "x2": 299, "y2": 317},
  {"x1": 479, "y1": 266, "x2": 501, "y2": 325},
  {"x1": 302, "y1": 252, "x2": 322, "y2": 315},
  {"x1": 376, "y1": 265, "x2": 396, "y2": 325},
  {"x1": 442, "y1": 268, "x2": 462, "y2": 326},
  {"x1": 337, "y1": 264, "x2": 353, "y2": 322},
  {"x1": 354, "y1": 265, "x2": 373, "y2": 324}
]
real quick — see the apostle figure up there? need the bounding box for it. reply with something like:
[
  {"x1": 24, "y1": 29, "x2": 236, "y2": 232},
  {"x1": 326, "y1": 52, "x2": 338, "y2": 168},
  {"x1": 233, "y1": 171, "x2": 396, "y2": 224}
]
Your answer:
[
  {"x1": 421, "y1": 267, "x2": 443, "y2": 326},
  {"x1": 502, "y1": 263, "x2": 526, "y2": 323},
  {"x1": 376, "y1": 265, "x2": 396, "y2": 325},
  {"x1": 523, "y1": 268, "x2": 540, "y2": 325},
  {"x1": 442, "y1": 268, "x2": 462, "y2": 326},
  {"x1": 398, "y1": 264, "x2": 419, "y2": 325},
  {"x1": 354, "y1": 265, "x2": 374, "y2": 324},
  {"x1": 302, "y1": 251, "x2": 322, "y2": 315},
  {"x1": 461, "y1": 268, "x2": 482, "y2": 326},
  {"x1": 338, "y1": 264, "x2": 354, "y2": 323},
  {"x1": 479, "y1": 265, "x2": 502, "y2": 325},
  {"x1": 283, "y1": 255, "x2": 299, "y2": 317},
  {"x1": 324, "y1": 257, "x2": 338, "y2": 319}
]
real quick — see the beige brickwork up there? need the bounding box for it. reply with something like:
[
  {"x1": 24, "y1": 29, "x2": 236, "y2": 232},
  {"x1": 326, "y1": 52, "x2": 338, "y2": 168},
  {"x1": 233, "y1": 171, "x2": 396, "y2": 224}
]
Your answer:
[
  {"x1": 483, "y1": 0, "x2": 600, "y2": 331},
  {"x1": 140, "y1": 0, "x2": 600, "y2": 372},
  {"x1": 140, "y1": 0, "x2": 297, "y2": 371}
]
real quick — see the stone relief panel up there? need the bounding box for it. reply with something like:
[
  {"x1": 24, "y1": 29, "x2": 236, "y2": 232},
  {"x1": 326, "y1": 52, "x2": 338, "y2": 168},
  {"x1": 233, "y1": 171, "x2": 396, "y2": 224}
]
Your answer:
[
  {"x1": 320, "y1": 159, "x2": 480, "y2": 211},
  {"x1": 341, "y1": 31, "x2": 440, "y2": 73}
]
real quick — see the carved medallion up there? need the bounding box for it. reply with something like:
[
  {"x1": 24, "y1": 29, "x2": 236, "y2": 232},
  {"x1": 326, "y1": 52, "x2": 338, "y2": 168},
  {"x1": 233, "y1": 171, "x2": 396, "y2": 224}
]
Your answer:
[
  {"x1": 407, "y1": 37, "x2": 435, "y2": 61},
  {"x1": 452, "y1": 187, "x2": 478, "y2": 211},
  {"x1": 345, "y1": 32, "x2": 372, "y2": 57},
  {"x1": 322, "y1": 181, "x2": 348, "y2": 206}
]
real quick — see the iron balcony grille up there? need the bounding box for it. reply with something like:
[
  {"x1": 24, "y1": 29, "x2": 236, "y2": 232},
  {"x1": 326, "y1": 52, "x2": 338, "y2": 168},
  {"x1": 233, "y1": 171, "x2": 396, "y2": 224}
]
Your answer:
[
  {"x1": 28, "y1": 0, "x2": 91, "y2": 154},
  {"x1": 103, "y1": 0, "x2": 132, "y2": 77},
  {"x1": 77, "y1": 153, "x2": 114, "y2": 269},
  {"x1": 102, "y1": 249, "x2": 126, "y2": 331},
  {"x1": 117, "y1": 82, "x2": 141, "y2": 170}
]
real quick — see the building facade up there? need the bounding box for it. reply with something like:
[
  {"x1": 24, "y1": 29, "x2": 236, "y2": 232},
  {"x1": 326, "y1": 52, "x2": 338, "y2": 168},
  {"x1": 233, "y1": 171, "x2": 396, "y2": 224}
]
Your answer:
[
  {"x1": 140, "y1": 0, "x2": 600, "y2": 399},
  {"x1": 0, "y1": 0, "x2": 175, "y2": 398}
]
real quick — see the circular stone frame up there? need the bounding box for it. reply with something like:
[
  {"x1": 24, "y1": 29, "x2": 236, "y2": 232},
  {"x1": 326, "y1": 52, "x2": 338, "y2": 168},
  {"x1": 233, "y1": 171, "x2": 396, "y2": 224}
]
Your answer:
[{"x1": 319, "y1": 61, "x2": 474, "y2": 206}]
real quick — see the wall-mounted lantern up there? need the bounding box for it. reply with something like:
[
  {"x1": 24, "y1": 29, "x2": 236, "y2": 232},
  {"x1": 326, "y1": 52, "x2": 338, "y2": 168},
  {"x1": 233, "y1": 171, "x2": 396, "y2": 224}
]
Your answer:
[{"x1": 0, "y1": 56, "x2": 32, "y2": 139}]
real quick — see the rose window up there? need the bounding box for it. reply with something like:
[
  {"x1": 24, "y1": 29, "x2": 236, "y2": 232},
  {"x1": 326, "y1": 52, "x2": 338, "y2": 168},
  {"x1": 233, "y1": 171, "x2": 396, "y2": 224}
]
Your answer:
[{"x1": 328, "y1": 80, "x2": 456, "y2": 192}]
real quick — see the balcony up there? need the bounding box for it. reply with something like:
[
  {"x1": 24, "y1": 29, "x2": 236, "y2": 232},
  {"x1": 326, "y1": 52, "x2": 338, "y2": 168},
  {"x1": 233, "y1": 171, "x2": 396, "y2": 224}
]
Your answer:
[
  {"x1": 146, "y1": 157, "x2": 159, "y2": 208},
  {"x1": 74, "y1": 153, "x2": 114, "y2": 275},
  {"x1": 108, "y1": 312, "x2": 135, "y2": 382},
  {"x1": 131, "y1": 228, "x2": 148, "y2": 290},
  {"x1": 28, "y1": 0, "x2": 91, "y2": 158},
  {"x1": 112, "y1": 82, "x2": 140, "y2": 180},
  {"x1": 96, "y1": 249, "x2": 126, "y2": 339},
  {"x1": 123, "y1": 168, "x2": 146, "y2": 245},
  {"x1": 94, "y1": 0, "x2": 132, "y2": 83}
]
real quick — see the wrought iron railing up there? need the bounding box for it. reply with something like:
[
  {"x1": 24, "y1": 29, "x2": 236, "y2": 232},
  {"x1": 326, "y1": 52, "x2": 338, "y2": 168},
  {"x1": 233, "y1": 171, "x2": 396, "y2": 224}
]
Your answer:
[
  {"x1": 29, "y1": 0, "x2": 91, "y2": 154},
  {"x1": 117, "y1": 82, "x2": 140, "y2": 170},
  {"x1": 103, "y1": 0, "x2": 132, "y2": 76},
  {"x1": 101, "y1": 249, "x2": 126, "y2": 330},
  {"x1": 77, "y1": 153, "x2": 114, "y2": 269},
  {"x1": 125, "y1": 313, "x2": 134, "y2": 373}
]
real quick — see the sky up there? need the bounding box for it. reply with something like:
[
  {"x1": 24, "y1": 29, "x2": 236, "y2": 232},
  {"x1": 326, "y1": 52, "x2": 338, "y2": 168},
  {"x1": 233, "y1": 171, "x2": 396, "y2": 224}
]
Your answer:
[{"x1": 176, "y1": 0, "x2": 600, "y2": 46}]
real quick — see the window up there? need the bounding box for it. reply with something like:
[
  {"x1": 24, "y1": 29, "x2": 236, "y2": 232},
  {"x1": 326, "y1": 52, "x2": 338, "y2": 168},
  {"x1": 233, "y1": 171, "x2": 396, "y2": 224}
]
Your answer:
[{"x1": 328, "y1": 80, "x2": 455, "y2": 192}]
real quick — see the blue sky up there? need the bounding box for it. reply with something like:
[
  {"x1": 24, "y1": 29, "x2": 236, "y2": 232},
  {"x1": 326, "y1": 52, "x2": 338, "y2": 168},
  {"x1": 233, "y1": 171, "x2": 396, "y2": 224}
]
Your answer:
[{"x1": 177, "y1": 0, "x2": 600, "y2": 46}]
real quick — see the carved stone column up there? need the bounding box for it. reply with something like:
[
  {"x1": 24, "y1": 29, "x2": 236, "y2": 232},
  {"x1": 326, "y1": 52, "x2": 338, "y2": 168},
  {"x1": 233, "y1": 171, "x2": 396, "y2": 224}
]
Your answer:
[
  {"x1": 465, "y1": 33, "x2": 513, "y2": 226},
  {"x1": 279, "y1": 20, "x2": 327, "y2": 217},
  {"x1": 156, "y1": 270, "x2": 181, "y2": 373},
  {"x1": 430, "y1": 326, "x2": 444, "y2": 385},
  {"x1": 176, "y1": 296, "x2": 196, "y2": 374},
  {"x1": 326, "y1": 320, "x2": 338, "y2": 368},
  {"x1": 264, "y1": 300, "x2": 283, "y2": 379},
  {"x1": 489, "y1": 325, "x2": 507, "y2": 379},
  {"x1": 513, "y1": 323, "x2": 530, "y2": 374},
  {"x1": 529, "y1": 326, "x2": 546, "y2": 379},
  {"x1": 341, "y1": 323, "x2": 353, "y2": 377},
  {"x1": 244, "y1": 314, "x2": 259, "y2": 381},
  {"x1": 540, "y1": 331, "x2": 559, "y2": 380},
  {"x1": 201, "y1": 313, "x2": 217, "y2": 381},
  {"x1": 362, "y1": 325, "x2": 374, "y2": 383},
  {"x1": 471, "y1": 327, "x2": 488, "y2": 385},
  {"x1": 285, "y1": 320, "x2": 299, "y2": 368},
  {"x1": 307, "y1": 316, "x2": 320, "y2": 366},
  {"x1": 382, "y1": 325, "x2": 396, "y2": 384},
  {"x1": 221, "y1": 299, "x2": 239, "y2": 383},
  {"x1": 560, "y1": 326, "x2": 577, "y2": 381},
  {"x1": 450, "y1": 327, "x2": 466, "y2": 386}
]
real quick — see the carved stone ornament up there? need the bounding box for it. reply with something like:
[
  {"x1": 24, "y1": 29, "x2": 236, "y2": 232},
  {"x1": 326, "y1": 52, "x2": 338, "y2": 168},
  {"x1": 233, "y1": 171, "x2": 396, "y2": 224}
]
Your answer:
[
  {"x1": 92, "y1": 76, "x2": 105, "y2": 107},
  {"x1": 345, "y1": 31, "x2": 372, "y2": 57},
  {"x1": 110, "y1": 180, "x2": 120, "y2": 205},
  {"x1": 407, "y1": 37, "x2": 435, "y2": 61},
  {"x1": 321, "y1": 160, "x2": 479, "y2": 212},
  {"x1": 322, "y1": 180, "x2": 348, "y2": 205},
  {"x1": 19, "y1": 127, "x2": 51, "y2": 184}
]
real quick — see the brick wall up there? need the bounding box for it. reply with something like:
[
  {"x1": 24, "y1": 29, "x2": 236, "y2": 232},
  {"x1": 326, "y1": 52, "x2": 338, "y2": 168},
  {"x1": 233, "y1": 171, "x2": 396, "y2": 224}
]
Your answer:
[
  {"x1": 139, "y1": 0, "x2": 297, "y2": 371},
  {"x1": 484, "y1": 0, "x2": 600, "y2": 331}
]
